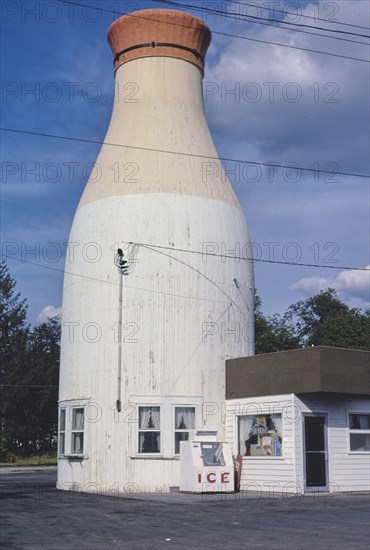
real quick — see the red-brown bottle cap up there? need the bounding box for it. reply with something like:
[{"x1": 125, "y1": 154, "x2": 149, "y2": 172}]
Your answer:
[{"x1": 107, "y1": 9, "x2": 212, "y2": 74}]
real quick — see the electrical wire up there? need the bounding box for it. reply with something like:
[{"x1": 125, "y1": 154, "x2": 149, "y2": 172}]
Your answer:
[
  {"x1": 155, "y1": 0, "x2": 370, "y2": 41},
  {"x1": 1, "y1": 241, "x2": 368, "y2": 273},
  {"x1": 130, "y1": 242, "x2": 370, "y2": 271},
  {"x1": 54, "y1": 0, "x2": 370, "y2": 63},
  {"x1": 1, "y1": 127, "x2": 369, "y2": 180},
  {"x1": 0, "y1": 253, "x2": 228, "y2": 305},
  {"x1": 223, "y1": 0, "x2": 370, "y2": 31},
  {"x1": 138, "y1": 242, "x2": 250, "y2": 321}
]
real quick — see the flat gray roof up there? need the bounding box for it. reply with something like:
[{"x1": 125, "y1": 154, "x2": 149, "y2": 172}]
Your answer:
[{"x1": 226, "y1": 347, "x2": 370, "y2": 399}]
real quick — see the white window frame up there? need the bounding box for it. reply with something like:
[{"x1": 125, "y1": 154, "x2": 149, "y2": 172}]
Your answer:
[
  {"x1": 348, "y1": 411, "x2": 370, "y2": 454},
  {"x1": 58, "y1": 408, "x2": 66, "y2": 456},
  {"x1": 130, "y1": 396, "x2": 203, "y2": 459},
  {"x1": 58, "y1": 399, "x2": 89, "y2": 458},
  {"x1": 237, "y1": 412, "x2": 284, "y2": 459},
  {"x1": 70, "y1": 406, "x2": 85, "y2": 456},
  {"x1": 173, "y1": 405, "x2": 196, "y2": 456},
  {"x1": 137, "y1": 405, "x2": 161, "y2": 456}
]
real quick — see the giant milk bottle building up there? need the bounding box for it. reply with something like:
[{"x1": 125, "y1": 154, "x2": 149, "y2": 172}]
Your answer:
[{"x1": 58, "y1": 9, "x2": 254, "y2": 493}]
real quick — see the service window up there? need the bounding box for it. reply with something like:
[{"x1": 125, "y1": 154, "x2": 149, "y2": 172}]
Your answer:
[
  {"x1": 174, "y1": 406, "x2": 195, "y2": 454},
  {"x1": 138, "y1": 406, "x2": 161, "y2": 454},
  {"x1": 349, "y1": 413, "x2": 370, "y2": 452},
  {"x1": 238, "y1": 414, "x2": 283, "y2": 457}
]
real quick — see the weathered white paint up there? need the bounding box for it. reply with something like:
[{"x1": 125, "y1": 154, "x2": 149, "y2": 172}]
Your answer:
[
  {"x1": 58, "y1": 52, "x2": 254, "y2": 493},
  {"x1": 226, "y1": 395, "x2": 300, "y2": 495},
  {"x1": 226, "y1": 393, "x2": 370, "y2": 494}
]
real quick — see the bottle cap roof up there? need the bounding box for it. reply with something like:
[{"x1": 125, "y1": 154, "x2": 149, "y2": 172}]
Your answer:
[{"x1": 107, "y1": 9, "x2": 212, "y2": 73}]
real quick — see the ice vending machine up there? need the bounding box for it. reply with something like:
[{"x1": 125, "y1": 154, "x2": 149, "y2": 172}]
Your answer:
[{"x1": 179, "y1": 432, "x2": 235, "y2": 493}]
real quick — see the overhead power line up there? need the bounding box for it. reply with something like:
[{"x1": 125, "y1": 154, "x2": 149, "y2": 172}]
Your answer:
[
  {"x1": 155, "y1": 0, "x2": 370, "y2": 41},
  {"x1": 223, "y1": 0, "x2": 370, "y2": 33},
  {"x1": 0, "y1": 253, "x2": 229, "y2": 305},
  {"x1": 1, "y1": 244, "x2": 369, "y2": 274},
  {"x1": 54, "y1": 0, "x2": 370, "y2": 63},
  {"x1": 211, "y1": 27, "x2": 369, "y2": 63},
  {"x1": 130, "y1": 242, "x2": 370, "y2": 272},
  {"x1": 1, "y1": 127, "x2": 369, "y2": 180}
]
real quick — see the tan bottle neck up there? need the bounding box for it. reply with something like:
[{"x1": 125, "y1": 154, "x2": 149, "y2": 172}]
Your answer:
[
  {"x1": 113, "y1": 56, "x2": 205, "y2": 116},
  {"x1": 77, "y1": 55, "x2": 240, "y2": 210}
]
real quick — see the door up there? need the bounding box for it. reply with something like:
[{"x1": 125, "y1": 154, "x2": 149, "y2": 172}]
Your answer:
[{"x1": 304, "y1": 416, "x2": 327, "y2": 488}]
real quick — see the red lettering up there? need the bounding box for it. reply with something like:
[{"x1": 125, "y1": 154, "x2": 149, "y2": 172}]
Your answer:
[
  {"x1": 198, "y1": 473, "x2": 202, "y2": 483},
  {"x1": 221, "y1": 472, "x2": 230, "y2": 483},
  {"x1": 206, "y1": 472, "x2": 216, "y2": 483}
]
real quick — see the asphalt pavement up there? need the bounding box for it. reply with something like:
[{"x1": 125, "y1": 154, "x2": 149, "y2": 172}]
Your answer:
[{"x1": 1, "y1": 468, "x2": 369, "y2": 549}]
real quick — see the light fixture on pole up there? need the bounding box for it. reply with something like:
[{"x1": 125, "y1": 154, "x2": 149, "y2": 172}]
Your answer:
[{"x1": 114, "y1": 248, "x2": 129, "y2": 412}]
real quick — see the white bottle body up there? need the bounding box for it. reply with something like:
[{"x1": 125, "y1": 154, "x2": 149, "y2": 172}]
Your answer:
[{"x1": 58, "y1": 57, "x2": 254, "y2": 492}]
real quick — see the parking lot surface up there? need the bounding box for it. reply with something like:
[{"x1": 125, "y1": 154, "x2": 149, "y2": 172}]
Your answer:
[{"x1": 1, "y1": 468, "x2": 369, "y2": 549}]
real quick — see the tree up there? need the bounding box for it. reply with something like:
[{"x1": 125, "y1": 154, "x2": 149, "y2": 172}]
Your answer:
[
  {"x1": 254, "y1": 292, "x2": 300, "y2": 354},
  {"x1": 0, "y1": 261, "x2": 61, "y2": 458},
  {"x1": 15, "y1": 317, "x2": 61, "y2": 455},
  {"x1": 286, "y1": 288, "x2": 370, "y2": 350},
  {"x1": 0, "y1": 261, "x2": 29, "y2": 367},
  {"x1": 254, "y1": 288, "x2": 369, "y2": 353},
  {"x1": 0, "y1": 261, "x2": 29, "y2": 458}
]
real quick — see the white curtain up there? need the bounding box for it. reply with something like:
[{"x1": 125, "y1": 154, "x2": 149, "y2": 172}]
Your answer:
[
  {"x1": 238, "y1": 416, "x2": 254, "y2": 455},
  {"x1": 138, "y1": 407, "x2": 160, "y2": 454},
  {"x1": 139, "y1": 407, "x2": 160, "y2": 429},
  {"x1": 175, "y1": 407, "x2": 195, "y2": 430},
  {"x1": 73, "y1": 433, "x2": 83, "y2": 454},
  {"x1": 73, "y1": 408, "x2": 84, "y2": 430},
  {"x1": 273, "y1": 414, "x2": 283, "y2": 437}
]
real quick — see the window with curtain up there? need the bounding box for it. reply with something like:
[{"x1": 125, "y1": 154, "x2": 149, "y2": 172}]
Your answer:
[
  {"x1": 58, "y1": 409, "x2": 66, "y2": 455},
  {"x1": 138, "y1": 406, "x2": 160, "y2": 454},
  {"x1": 71, "y1": 407, "x2": 84, "y2": 455},
  {"x1": 174, "y1": 406, "x2": 195, "y2": 454},
  {"x1": 238, "y1": 414, "x2": 283, "y2": 457},
  {"x1": 349, "y1": 413, "x2": 370, "y2": 452},
  {"x1": 58, "y1": 402, "x2": 87, "y2": 457}
]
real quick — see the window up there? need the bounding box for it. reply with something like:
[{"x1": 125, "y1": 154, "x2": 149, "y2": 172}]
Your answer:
[
  {"x1": 138, "y1": 407, "x2": 160, "y2": 454},
  {"x1": 349, "y1": 413, "x2": 370, "y2": 452},
  {"x1": 201, "y1": 442, "x2": 226, "y2": 466},
  {"x1": 58, "y1": 401, "x2": 87, "y2": 457},
  {"x1": 71, "y1": 407, "x2": 84, "y2": 455},
  {"x1": 238, "y1": 414, "x2": 283, "y2": 457},
  {"x1": 174, "y1": 406, "x2": 195, "y2": 454},
  {"x1": 59, "y1": 409, "x2": 66, "y2": 455}
]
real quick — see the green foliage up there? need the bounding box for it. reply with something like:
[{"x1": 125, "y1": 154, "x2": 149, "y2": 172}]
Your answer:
[
  {"x1": 254, "y1": 292, "x2": 300, "y2": 354},
  {"x1": 286, "y1": 288, "x2": 370, "y2": 350},
  {"x1": 0, "y1": 261, "x2": 60, "y2": 459},
  {"x1": 255, "y1": 288, "x2": 369, "y2": 354}
]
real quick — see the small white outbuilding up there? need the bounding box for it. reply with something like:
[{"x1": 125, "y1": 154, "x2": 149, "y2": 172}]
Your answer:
[{"x1": 225, "y1": 347, "x2": 370, "y2": 494}]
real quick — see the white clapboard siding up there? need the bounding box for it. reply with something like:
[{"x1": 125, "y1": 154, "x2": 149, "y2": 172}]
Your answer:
[
  {"x1": 226, "y1": 395, "x2": 302, "y2": 494},
  {"x1": 226, "y1": 393, "x2": 370, "y2": 494},
  {"x1": 297, "y1": 394, "x2": 370, "y2": 493}
]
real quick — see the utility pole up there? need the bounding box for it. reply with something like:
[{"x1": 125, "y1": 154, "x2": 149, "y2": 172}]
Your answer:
[{"x1": 114, "y1": 248, "x2": 129, "y2": 412}]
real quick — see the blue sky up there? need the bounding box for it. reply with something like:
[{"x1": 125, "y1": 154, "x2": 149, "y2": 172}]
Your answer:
[{"x1": 1, "y1": 0, "x2": 369, "y2": 324}]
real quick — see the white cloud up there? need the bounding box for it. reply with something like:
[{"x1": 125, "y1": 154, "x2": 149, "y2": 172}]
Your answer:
[
  {"x1": 205, "y1": 0, "x2": 369, "y2": 171},
  {"x1": 36, "y1": 305, "x2": 62, "y2": 324},
  {"x1": 289, "y1": 266, "x2": 370, "y2": 305}
]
